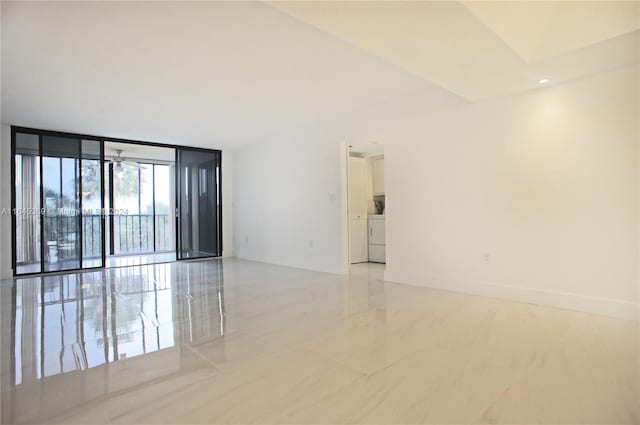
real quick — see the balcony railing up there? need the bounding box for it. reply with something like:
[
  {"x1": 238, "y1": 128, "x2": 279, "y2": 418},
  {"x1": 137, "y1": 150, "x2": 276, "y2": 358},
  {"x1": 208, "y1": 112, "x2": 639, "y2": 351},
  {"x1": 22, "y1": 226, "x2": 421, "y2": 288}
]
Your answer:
[
  {"x1": 111, "y1": 214, "x2": 171, "y2": 254},
  {"x1": 38, "y1": 214, "x2": 171, "y2": 260},
  {"x1": 15, "y1": 213, "x2": 172, "y2": 266}
]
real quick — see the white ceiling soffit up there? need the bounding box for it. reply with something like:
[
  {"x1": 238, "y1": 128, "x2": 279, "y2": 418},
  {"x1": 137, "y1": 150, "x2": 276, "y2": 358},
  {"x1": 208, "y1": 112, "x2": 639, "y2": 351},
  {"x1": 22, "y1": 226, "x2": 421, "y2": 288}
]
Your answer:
[
  {"x1": 269, "y1": 1, "x2": 640, "y2": 102},
  {"x1": 463, "y1": 1, "x2": 640, "y2": 64}
]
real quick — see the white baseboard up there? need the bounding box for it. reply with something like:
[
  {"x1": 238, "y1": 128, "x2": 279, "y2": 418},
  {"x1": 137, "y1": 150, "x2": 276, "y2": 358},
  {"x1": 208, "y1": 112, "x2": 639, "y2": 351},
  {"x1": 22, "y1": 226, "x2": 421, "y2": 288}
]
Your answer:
[
  {"x1": 384, "y1": 269, "x2": 639, "y2": 321},
  {"x1": 234, "y1": 254, "x2": 342, "y2": 275}
]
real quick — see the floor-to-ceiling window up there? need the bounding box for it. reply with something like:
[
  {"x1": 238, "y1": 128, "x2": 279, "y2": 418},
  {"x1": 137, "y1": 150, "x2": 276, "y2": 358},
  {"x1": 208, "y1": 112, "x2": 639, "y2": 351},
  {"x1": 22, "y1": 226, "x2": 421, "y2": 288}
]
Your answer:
[
  {"x1": 41, "y1": 135, "x2": 82, "y2": 272},
  {"x1": 12, "y1": 127, "x2": 222, "y2": 276},
  {"x1": 104, "y1": 142, "x2": 175, "y2": 261},
  {"x1": 13, "y1": 129, "x2": 105, "y2": 275},
  {"x1": 81, "y1": 140, "x2": 104, "y2": 268},
  {"x1": 154, "y1": 164, "x2": 172, "y2": 251}
]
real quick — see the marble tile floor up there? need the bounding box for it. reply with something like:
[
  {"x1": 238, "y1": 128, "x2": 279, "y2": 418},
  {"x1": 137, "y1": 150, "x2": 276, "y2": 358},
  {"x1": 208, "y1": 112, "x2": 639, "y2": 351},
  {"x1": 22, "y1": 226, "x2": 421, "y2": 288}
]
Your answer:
[{"x1": 0, "y1": 258, "x2": 637, "y2": 424}]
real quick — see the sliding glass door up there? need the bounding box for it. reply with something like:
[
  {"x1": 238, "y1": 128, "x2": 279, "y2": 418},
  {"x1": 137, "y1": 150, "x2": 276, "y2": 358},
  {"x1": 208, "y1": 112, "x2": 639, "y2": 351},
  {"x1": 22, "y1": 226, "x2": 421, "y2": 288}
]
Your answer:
[
  {"x1": 176, "y1": 148, "x2": 222, "y2": 259},
  {"x1": 41, "y1": 135, "x2": 82, "y2": 272},
  {"x1": 12, "y1": 129, "x2": 105, "y2": 275},
  {"x1": 12, "y1": 127, "x2": 222, "y2": 276},
  {"x1": 81, "y1": 140, "x2": 104, "y2": 267}
]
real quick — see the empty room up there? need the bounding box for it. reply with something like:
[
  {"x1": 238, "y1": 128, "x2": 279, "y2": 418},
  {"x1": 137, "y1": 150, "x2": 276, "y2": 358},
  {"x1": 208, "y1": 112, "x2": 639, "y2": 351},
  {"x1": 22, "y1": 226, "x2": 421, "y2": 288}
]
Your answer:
[{"x1": 0, "y1": 1, "x2": 638, "y2": 424}]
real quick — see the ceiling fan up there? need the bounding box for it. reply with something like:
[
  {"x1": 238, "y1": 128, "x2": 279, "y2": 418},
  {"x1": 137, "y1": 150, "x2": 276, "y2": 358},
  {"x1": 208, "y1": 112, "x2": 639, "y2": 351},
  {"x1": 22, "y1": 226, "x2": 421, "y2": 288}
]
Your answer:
[{"x1": 108, "y1": 149, "x2": 140, "y2": 171}]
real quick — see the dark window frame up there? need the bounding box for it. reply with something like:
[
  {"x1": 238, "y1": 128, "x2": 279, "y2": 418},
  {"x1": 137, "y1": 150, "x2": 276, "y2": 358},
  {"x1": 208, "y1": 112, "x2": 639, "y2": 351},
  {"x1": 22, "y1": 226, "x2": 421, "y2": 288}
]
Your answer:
[{"x1": 11, "y1": 126, "x2": 223, "y2": 277}]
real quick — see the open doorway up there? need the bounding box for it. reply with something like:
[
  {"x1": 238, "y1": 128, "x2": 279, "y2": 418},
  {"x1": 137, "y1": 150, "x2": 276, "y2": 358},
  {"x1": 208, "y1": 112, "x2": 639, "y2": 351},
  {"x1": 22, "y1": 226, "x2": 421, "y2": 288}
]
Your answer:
[
  {"x1": 103, "y1": 142, "x2": 176, "y2": 267},
  {"x1": 346, "y1": 141, "x2": 385, "y2": 279}
]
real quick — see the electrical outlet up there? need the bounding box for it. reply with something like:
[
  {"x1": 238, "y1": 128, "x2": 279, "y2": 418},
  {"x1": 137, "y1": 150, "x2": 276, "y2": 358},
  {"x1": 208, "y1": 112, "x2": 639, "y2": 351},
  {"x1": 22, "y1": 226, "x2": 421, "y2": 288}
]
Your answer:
[
  {"x1": 244, "y1": 235, "x2": 249, "y2": 244},
  {"x1": 309, "y1": 240, "x2": 314, "y2": 248},
  {"x1": 483, "y1": 253, "x2": 491, "y2": 264}
]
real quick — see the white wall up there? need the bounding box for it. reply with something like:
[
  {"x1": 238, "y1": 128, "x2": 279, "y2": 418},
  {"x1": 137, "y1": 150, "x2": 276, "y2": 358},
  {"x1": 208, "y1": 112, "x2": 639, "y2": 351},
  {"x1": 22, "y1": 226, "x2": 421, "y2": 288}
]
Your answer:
[
  {"x1": 232, "y1": 65, "x2": 639, "y2": 319},
  {"x1": 233, "y1": 133, "x2": 343, "y2": 274},
  {"x1": 384, "y1": 65, "x2": 639, "y2": 320}
]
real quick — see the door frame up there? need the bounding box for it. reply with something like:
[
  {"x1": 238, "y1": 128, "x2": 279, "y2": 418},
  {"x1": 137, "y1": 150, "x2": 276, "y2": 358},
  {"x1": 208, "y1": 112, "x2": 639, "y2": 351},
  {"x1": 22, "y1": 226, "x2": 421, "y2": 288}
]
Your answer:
[
  {"x1": 340, "y1": 141, "x2": 351, "y2": 274},
  {"x1": 347, "y1": 155, "x2": 369, "y2": 264},
  {"x1": 340, "y1": 140, "x2": 387, "y2": 275}
]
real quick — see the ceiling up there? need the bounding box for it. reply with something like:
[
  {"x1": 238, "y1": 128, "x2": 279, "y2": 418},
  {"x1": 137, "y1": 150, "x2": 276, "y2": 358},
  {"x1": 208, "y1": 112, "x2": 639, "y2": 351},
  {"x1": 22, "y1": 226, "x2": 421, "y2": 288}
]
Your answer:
[
  {"x1": 1, "y1": 1, "x2": 434, "y2": 148},
  {"x1": 463, "y1": 1, "x2": 639, "y2": 63},
  {"x1": 2, "y1": 1, "x2": 638, "y2": 149},
  {"x1": 271, "y1": 1, "x2": 639, "y2": 102}
]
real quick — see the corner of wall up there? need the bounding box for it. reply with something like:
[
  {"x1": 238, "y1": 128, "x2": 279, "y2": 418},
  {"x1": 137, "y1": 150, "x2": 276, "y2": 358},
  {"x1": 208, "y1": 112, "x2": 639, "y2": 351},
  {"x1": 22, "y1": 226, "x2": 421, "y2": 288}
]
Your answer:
[
  {"x1": 0, "y1": 124, "x2": 13, "y2": 279},
  {"x1": 222, "y1": 148, "x2": 234, "y2": 258}
]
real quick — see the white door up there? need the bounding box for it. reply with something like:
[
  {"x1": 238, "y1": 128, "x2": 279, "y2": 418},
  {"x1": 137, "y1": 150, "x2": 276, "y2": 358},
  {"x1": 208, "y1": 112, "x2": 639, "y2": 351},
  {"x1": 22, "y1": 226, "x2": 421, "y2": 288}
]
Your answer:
[
  {"x1": 368, "y1": 219, "x2": 385, "y2": 245},
  {"x1": 349, "y1": 157, "x2": 368, "y2": 263},
  {"x1": 350, "y1": 217, "x2": 368, "y2": 263}
]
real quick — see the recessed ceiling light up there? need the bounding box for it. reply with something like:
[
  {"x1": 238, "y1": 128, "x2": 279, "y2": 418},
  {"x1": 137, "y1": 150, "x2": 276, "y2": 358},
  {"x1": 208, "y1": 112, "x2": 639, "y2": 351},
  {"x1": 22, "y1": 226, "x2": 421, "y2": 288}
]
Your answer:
[{"x1": 538, "y1": 78, "x2": 549, "y2": 84}]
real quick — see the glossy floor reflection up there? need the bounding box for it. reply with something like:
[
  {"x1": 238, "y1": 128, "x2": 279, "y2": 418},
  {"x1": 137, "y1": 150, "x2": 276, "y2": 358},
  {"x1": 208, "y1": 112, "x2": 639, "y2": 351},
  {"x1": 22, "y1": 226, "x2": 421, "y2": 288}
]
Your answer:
[{"x1": 1, "y1": 259, "x2": 638, "y2": 424}]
